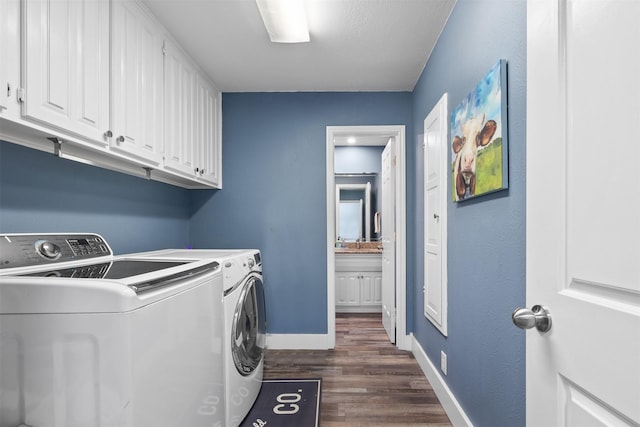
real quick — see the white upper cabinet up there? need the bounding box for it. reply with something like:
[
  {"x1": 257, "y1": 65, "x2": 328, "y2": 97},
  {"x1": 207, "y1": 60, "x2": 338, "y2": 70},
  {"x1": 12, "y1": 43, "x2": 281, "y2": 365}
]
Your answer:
[
  {"x1": 163, "y1": 39, "x2": 222, "y2": 188},
  {"x1": 0, "y1": 0, "x2": 220, "y2": 188},
  {"x1": 163, "y1": 39, "x2": 197, "y2": 176},
  {"x1": 22, "y1": 0, "x2": 110, "y2": 145},
  {"x1": 195, "y1": 75, "x2": 222, "y2": 187},
  {"x1": 0, "y1": 0, "x2": 21, "y2": 118},
  {"x1": 110, "y1": 0, "x2": 164, "y2": 164}
]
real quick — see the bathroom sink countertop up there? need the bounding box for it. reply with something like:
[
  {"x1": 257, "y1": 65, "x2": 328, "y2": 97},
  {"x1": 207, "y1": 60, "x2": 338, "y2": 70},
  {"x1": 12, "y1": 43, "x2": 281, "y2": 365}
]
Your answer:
[
  {"x1": 335, "y1": 248, "x2": 382, "y2": 254},
  {"x1": 335, "y1": 242, "x2": 382, "y2": 254}
]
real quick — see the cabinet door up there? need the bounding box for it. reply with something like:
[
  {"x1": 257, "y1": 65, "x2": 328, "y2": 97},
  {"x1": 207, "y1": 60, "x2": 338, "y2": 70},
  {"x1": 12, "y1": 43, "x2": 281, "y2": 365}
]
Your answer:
[
  {"x1": 0, "y1": 0, "x2": 20, "y2": 117},
  {"x1": 23, "y1": 0, "x2": 109, "y2": 144},
  {"x1": 195, "y1": 76, "x2": 222, "y2": 187},
  {"x1": 163, "y1": 39, "x2": 197, "y2": 176},
  {"x1": 373, "y1": 272, "x2": 382, "y2": 305},
  {"x1": 361, "y1": 272, "x2": 382, "y2": 305},
  {"x1": 335, "y1": 272, "x2": 360, "y2": 306},
  {"x1": 111, "y1": 0, "x2": 163, "y2": 163}
]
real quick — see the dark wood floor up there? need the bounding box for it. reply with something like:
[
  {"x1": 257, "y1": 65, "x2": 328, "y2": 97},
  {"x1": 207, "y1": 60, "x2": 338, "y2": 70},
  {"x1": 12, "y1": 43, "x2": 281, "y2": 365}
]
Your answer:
[{"x1": 263, "y1": 313, "x2": 452, "y2": 426}]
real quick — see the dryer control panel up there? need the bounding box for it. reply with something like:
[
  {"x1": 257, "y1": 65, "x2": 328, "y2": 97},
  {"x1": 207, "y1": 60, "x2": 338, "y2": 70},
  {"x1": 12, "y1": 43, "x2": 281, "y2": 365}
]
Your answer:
[{"x1": 0, "y1": 233, "x2": 112, "y2": 269}]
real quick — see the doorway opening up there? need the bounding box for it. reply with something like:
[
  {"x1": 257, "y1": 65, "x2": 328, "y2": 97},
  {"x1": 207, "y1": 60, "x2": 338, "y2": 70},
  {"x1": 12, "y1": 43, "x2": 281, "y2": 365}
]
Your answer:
[{"x1": 326, "y1": 125, "x2": 408, "y2": 350}]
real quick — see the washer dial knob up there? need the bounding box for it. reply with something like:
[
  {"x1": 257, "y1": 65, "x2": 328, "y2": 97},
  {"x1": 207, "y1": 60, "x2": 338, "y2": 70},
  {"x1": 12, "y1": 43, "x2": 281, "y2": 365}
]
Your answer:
[{"x1": 37, "y1": 241, "x2": 62, "y2": 260}]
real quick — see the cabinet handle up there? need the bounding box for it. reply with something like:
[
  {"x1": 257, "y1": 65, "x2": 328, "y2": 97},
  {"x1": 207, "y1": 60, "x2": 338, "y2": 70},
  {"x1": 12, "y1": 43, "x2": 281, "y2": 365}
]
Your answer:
[
  {"x1": 195, "y1": 167, "x2": 200, "y2": 174},
  {"x1": 104, "y1": 130, "x2": 113, "y2": 138},
  {"x1": 200, "y1": 168, "x2": 205, "y2": 175},
  {"x1": 117, "y1": 136, "x2": 125, "y2": 144}
]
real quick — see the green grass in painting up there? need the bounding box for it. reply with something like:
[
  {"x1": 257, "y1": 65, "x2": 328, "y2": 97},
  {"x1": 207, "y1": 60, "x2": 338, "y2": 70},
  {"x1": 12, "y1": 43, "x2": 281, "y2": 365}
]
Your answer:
[
  {"x1": 476, "y1": 138, "x2": 502, "y2": 194},
  {"x1": 450, "y1": 138, "x2": 504, "y2": 200}
]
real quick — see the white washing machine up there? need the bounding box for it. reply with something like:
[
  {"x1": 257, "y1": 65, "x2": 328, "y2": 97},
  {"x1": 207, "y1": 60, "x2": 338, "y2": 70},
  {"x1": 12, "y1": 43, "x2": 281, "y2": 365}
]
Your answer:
[
  {"x1": 0, "y1": 234, "x2": 225, "y2": 427},
  {"x1": 136, "y1": 249, "x2": 266, "y2": 427}
]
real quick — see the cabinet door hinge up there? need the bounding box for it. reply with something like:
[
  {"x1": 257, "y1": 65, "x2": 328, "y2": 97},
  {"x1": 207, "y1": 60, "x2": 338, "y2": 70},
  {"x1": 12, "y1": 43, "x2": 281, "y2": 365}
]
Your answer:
[
  {"x1": 162, "y1": 41, "x2": 167, "y2": 56},
  {"x1": 17, "y1": 87, "x2": 25, "y2": 103}
]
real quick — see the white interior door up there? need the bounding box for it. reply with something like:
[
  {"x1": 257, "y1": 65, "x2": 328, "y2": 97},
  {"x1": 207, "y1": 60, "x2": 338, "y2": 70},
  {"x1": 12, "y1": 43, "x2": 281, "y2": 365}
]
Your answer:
[
  {"x1": 381, "y1": 139, "x2": 396, "y2": 344},
  {"x1": 423, "y1": 94, "x2": 448, "y2": 336},
  {"x1": 526, "y1": 0, "x2": 640, "y2": 425}
]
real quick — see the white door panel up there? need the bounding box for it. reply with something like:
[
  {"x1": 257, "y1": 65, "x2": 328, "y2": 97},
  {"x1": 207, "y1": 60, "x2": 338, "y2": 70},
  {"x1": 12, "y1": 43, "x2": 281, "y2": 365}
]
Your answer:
[
  {"x1": 423, "y1": 94, "x2": 448, "y2": 335},
  {"x1": 381, "y1": 139, "x2": 396, "y2": 343},
  {"x1": 526, "y1": 0, "x2": 640, "y2": 425}
]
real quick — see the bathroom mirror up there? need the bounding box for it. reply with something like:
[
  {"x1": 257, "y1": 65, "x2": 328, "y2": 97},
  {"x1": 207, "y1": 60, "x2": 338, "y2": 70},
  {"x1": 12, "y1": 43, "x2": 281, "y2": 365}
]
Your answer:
[{"x1": 336, "y1": 183, "x2": 371, "y2": 241}]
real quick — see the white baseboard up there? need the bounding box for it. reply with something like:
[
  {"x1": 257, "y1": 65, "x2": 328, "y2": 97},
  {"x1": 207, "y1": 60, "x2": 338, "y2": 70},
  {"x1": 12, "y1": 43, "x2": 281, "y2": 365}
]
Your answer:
[
  {"x1": 266, "y1": 334, "x2": 331, "y2": 350},
  {"x1": 411, "y1": 335, "x2": 473, "y2": 427}
]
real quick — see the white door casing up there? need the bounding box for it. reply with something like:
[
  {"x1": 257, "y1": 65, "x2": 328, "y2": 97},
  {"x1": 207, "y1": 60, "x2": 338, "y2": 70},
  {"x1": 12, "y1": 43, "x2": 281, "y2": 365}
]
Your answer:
[
  {"x1": 527, "y1": 0, "x2": 640, "y2": 425},
  {"x1": 326, "y1": 125, "x2": 407, "y2": 350},
  {"x1": 423, "y1": 93, "x2": 448, "y2": 336},
  {"x1": 381, "y1": 138, "x2": 396, "y2": 344}
]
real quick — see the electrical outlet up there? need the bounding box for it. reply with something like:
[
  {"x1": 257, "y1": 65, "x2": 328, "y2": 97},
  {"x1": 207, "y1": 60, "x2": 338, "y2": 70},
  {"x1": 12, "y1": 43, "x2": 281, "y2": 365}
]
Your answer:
[{"x1": 440, "y1": 351, "x2": 448, "y2": 375}]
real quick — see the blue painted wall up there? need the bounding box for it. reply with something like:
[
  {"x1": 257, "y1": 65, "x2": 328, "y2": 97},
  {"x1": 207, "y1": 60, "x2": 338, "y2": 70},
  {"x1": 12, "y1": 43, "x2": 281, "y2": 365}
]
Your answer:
[
  {"x1": 334, "y1": 146, "x2": 384, "y2": 174},
  {"x1": 189, "y1": 92, "x2": 412, "y2": 334},
  {"x1": 411, "y1": 1, "x2": 526, "y2": 426},
  {"x1": 0, "y1": 141, "x2": 191, "y2": 254},
  {"x1": 0, "y1": 1, "x2": 527, "y2": 423}
]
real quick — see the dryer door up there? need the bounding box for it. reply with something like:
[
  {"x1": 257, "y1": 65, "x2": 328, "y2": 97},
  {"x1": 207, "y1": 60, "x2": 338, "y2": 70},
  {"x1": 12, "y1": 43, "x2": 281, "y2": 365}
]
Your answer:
[{"x1": 231, "y1": 274, "x2": 266, "y2": 376}]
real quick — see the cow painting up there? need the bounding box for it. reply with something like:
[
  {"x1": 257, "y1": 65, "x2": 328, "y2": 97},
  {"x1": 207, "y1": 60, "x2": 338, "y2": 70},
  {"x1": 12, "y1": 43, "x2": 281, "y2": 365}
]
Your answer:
[
  {"x1": 452, "y1": 115, "x2": 497, "y2": 200},
  {"x1": 450, "y1": 60, "x2": 508, "y2": 201}
]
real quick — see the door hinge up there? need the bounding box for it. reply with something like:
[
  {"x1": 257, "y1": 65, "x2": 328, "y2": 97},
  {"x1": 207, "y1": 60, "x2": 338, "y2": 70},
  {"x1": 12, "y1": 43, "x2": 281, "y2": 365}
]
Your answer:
[
  {"x1": 162, "y1": 41, "x2": 167, "y2": 56},
  {"x1": 17, "y1": 87, "x2": 25, "y2": 103}
]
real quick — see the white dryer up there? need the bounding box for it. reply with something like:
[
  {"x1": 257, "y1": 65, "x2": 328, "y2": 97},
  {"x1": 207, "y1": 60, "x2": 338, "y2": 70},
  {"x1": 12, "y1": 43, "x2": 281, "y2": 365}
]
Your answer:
[{"x1": 137, "y1": 249, "x2": 266, "y2": 427}]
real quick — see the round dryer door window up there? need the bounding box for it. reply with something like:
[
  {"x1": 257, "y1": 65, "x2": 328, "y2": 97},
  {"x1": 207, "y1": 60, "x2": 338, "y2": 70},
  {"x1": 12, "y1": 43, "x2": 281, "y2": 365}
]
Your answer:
[{"x1": 231, "y1": 275, "x2": 266, "y2": 375}]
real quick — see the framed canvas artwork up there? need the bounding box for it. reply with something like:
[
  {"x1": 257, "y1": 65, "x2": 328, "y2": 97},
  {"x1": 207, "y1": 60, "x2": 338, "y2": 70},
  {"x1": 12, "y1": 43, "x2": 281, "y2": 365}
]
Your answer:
[{"x1": 451, "y1": 60, "x2": 508, "y2": 202}]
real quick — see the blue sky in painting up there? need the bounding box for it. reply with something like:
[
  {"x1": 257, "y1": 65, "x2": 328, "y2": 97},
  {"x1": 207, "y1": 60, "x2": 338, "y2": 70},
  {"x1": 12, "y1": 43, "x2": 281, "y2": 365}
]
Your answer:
[{"x1": 450, "y1": 60, "x2": 504, "y2": 147}]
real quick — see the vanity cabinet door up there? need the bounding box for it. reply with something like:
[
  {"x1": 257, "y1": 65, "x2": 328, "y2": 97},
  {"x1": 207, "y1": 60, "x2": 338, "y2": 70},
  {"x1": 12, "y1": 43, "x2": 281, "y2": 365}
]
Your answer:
[
  {"x1": 335, "y1": 272, "x2": 360, "y2": 306},
  {"x1": 111, "y1": 0, "x2": 163, "y2": 164},
  {"x1": 23, "y1": 0, "x2": 110, "y2": 145},
  {"x1": 360, "y1": 272, "x2": 382, "y2": 306}
]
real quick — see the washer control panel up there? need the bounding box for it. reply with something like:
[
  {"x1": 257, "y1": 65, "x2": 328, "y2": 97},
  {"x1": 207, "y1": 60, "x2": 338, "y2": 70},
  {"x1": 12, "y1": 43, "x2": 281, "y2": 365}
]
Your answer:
[{"x1": 0, "y1": 234, "x2": 112, "y2": 269}]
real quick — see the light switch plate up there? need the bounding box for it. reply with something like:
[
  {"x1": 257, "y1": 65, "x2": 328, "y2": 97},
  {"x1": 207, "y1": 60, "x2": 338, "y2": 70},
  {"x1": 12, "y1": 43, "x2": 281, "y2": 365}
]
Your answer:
[{"x1": 441, "y1": 351, "x2": 448, "y2": 375}]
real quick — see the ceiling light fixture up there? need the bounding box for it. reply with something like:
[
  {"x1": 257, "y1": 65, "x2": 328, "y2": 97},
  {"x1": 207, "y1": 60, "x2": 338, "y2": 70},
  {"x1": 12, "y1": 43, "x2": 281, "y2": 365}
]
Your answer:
[{"x1": 256, "y1": 0, "x2": 310, "y2": 43}]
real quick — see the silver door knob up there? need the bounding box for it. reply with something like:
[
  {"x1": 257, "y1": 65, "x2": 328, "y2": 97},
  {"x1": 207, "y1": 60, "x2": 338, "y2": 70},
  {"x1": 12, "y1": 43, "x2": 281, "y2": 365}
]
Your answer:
[{"x1": 512, "y1": 305, "x2": 552, "y2": 333}]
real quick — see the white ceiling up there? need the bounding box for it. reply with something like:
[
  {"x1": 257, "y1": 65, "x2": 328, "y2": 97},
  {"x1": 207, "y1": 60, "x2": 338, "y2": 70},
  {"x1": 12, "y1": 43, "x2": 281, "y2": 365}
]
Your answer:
[{"x1": 143, "y1": 0, "x2": 456, "y2": 92}]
